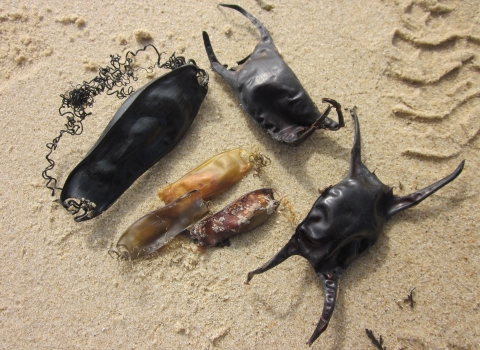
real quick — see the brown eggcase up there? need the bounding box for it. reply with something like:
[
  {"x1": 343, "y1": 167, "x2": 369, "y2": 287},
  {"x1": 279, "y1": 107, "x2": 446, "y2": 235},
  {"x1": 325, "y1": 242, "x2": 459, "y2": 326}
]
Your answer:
[{"x1": 190, "y1": 188, "x2": 280, "y2": 247}]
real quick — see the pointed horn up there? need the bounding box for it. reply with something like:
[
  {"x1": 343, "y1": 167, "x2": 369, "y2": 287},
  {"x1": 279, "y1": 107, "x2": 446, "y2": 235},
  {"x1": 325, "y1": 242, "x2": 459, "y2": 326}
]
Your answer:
[
  {"x1": 289, "y1": 105, "x2": 332, "y2": 145},
  {"x1": 386, "y1": 160, "x2": 465, "y2": 218},
  {"x1": 306, "y1": 272, "x2": 340, "y2": 346},
  {"x1": 236, "y1": 54, "x2": 251, "y2": 66},
  {"x1": 322, "y1": 98, "x2": 345, "y2": 131},
  {"x1": 219, "y1": 4, "x2": 273, "y2": 44},
  {"x1": 202, "y1": 31, "x2": 236, "y2": 84},
  {"x1": 246, "y1": 236, "x2": 300, "y2": 284},
  {"x1": 348, "y1": 108, "x2": 363, "y2": 176}
]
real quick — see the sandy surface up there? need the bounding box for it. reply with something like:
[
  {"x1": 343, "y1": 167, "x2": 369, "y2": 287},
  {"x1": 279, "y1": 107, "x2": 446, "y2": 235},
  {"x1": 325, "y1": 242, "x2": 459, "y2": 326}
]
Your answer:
[{"x1": 0, "y1": 0, "x2": 479, "y2": 349}]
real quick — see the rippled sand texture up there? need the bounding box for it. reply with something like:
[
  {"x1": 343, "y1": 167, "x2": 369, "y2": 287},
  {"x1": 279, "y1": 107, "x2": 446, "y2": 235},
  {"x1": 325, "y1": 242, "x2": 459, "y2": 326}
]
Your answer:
[
  {"x1": 386, "y1": 0, "x2": 480, "y2": 160},
  {"x1": 0, "y1": 0, "x2": 478, "y2": 349}
]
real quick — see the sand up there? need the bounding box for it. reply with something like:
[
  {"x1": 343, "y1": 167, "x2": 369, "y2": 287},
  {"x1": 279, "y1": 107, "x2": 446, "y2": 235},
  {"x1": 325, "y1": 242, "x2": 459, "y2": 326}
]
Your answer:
[{"x1": 0, "y1": 0, "x2": 478, "y2": 349}]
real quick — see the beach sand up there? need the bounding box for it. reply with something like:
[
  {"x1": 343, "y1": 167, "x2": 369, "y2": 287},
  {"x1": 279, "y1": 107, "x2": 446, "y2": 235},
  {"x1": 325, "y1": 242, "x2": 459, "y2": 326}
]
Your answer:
[{"x1": 0, "y1": 0, "x2": 478, "y2": 348}]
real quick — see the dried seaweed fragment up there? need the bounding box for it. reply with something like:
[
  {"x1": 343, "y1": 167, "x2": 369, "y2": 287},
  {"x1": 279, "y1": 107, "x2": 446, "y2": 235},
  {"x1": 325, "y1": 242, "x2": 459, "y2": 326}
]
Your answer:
[
  {"x1": 403, "y1": 288, "x2": 416, "y2": 309},
  {"x1": 366, "y1": 329, "x2": 386, "y2": 350}
]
